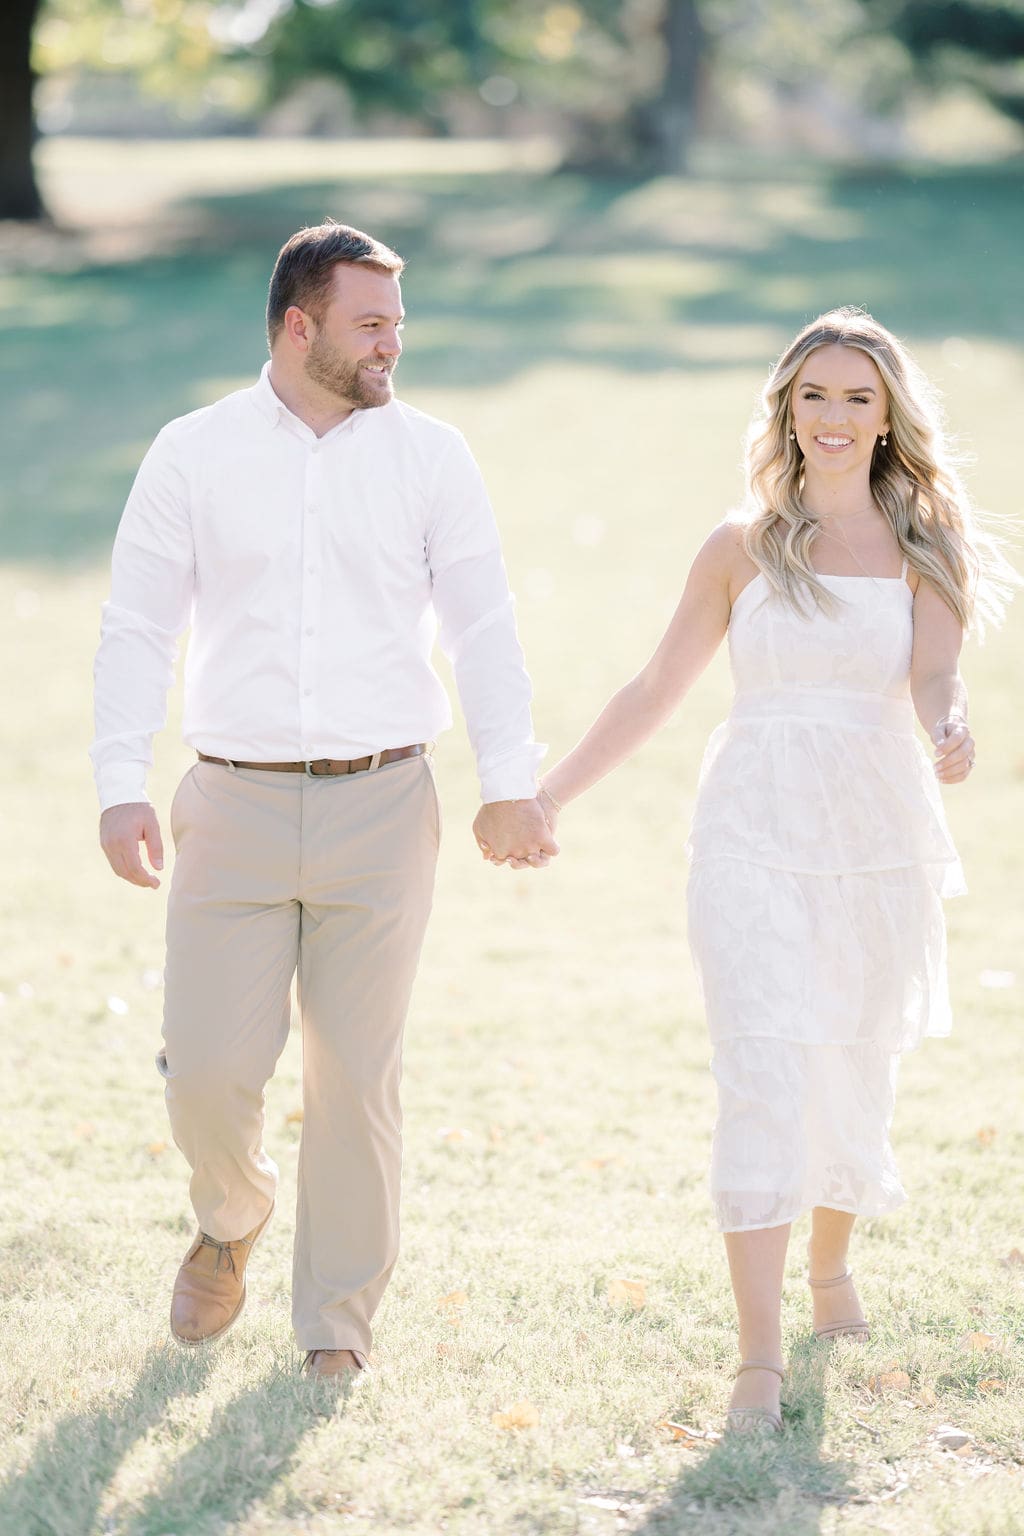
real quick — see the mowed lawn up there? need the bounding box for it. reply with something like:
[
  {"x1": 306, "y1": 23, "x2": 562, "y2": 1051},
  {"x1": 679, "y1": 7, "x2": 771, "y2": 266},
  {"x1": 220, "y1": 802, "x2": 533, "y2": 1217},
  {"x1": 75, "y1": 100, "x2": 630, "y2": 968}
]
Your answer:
[{"x1": 0, "y1": 139, "x2": 1022, "y2": 1536}]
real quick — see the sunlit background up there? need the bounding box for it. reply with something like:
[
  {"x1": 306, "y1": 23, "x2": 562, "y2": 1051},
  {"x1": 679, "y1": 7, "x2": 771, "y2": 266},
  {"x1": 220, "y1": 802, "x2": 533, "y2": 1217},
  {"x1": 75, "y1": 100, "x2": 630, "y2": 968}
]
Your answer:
[{"x1": 1, "y1": 6, "x2": 1023, "y2": 1536}]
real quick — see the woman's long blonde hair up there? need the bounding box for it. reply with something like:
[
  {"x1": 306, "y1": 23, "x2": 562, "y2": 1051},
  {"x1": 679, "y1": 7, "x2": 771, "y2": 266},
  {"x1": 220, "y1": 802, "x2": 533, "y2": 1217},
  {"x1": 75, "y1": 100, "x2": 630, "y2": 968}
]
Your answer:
[{"x1": 743, "y1": 306, "x2": 1017, "y2": 632}]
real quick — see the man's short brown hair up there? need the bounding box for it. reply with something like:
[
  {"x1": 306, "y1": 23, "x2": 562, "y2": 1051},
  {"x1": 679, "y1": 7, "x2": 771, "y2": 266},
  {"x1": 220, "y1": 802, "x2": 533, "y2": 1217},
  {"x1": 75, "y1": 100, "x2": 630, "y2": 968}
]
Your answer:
[{"x1": 266, "y1": 219, "x2": 404, "y2": 343}]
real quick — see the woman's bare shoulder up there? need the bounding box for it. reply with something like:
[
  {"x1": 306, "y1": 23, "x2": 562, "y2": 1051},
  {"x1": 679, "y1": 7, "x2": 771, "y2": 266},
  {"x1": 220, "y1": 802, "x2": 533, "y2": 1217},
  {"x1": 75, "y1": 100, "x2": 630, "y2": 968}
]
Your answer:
[{"x1": 695, "y1": 517, "x2": 760, "y2": 600}]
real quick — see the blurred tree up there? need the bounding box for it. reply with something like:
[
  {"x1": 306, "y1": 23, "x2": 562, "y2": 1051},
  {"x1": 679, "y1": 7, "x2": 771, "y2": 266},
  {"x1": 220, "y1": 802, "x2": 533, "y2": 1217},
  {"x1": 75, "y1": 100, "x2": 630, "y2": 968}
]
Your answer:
[
  {"x1": 263, "y1": 0, "x2": 710, "y2": 173},
  {"x1": 857, "y1": 1, "x2": 1024, "y2": 123},
  {"x1": 1, "y1": 0, "x2": 45, "y2": 219},
  {"x1": 263, "y1": 0, "x2": 486, "y2": 122},
  {"x1": 557, "y1": 0, "x2": 710, "y2": 174}
]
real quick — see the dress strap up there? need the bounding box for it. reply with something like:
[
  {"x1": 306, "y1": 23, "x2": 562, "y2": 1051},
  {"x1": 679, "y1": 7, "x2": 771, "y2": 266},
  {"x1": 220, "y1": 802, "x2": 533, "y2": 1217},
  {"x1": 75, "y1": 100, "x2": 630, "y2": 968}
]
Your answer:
[{"x1": 900, "y1": 556, "x2": 909, "y2": 581}]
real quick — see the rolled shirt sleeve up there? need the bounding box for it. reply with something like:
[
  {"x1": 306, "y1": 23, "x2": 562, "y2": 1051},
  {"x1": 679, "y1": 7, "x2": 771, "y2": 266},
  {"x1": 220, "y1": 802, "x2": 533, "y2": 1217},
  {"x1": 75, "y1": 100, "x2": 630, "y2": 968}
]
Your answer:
[
  {"x1": 427, "y1": 433, "x2": 545, "y2": 802},
  {"x1": 90, "y1": 428, "x2": 196, "y2": 811}
]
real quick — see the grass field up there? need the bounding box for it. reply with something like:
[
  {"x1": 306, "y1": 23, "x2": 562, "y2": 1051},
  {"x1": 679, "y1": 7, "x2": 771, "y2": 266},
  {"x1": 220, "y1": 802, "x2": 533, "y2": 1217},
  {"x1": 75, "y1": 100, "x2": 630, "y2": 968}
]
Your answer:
[{"x1": 0, "y1": 138, "x2": 1022, "y2": 1536}]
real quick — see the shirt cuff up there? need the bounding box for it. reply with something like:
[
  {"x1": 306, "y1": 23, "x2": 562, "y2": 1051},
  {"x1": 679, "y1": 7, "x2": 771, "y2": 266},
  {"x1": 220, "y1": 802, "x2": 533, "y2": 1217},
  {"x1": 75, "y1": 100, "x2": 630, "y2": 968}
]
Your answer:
[
  {"x1": 479, "y1": 744, "x2": 546, "y2": 804},
  {"x1": 96, "y1": 762, "x2": 151, "y2": 813}
]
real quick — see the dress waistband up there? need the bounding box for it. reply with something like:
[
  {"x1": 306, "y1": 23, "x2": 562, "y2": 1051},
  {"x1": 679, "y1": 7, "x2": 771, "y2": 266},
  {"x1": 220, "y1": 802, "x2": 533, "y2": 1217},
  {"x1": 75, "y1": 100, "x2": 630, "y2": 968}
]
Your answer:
[{"x1": 730, "y1": 688, "x2": 915, "y2": 734}]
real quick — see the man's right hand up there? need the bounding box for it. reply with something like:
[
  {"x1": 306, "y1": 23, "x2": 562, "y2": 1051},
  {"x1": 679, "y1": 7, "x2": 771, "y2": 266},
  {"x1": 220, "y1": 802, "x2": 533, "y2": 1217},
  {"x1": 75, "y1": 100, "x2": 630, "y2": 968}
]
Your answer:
[{"x1": 99, "y1": 802, "x2": 165, "y2": 889}]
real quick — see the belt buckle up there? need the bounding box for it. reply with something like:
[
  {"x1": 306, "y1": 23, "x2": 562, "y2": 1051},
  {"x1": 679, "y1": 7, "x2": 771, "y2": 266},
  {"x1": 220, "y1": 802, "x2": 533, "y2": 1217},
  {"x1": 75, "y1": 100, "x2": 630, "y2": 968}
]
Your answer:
[{"x1": 304, "y1": 753, "x2": 382, "y2": 778}]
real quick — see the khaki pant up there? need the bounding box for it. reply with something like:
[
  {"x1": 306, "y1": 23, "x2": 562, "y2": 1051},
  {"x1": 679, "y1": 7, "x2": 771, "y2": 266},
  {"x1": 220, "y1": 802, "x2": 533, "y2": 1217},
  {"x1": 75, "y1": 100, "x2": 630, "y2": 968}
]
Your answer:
[{"x1": 157, "y1": 753, "x2": 440, "y2": 1353}]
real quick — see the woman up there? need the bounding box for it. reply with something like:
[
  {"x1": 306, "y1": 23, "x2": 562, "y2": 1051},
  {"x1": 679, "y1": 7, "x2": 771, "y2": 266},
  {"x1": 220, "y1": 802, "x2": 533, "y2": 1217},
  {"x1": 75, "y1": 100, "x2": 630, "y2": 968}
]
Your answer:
[{"x1": 490, "y1": 308, "x2": 1016, "y2": 1433}]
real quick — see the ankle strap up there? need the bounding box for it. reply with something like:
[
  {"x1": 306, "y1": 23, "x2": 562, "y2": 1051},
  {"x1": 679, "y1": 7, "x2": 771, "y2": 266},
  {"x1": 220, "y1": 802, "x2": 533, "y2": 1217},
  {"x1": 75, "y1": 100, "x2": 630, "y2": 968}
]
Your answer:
[
  {"x1": 808, "y1": 1270, "x2": 853, "y2": 1290},
  {"x1": 736, "y1": 1360, "x2": 784, "y2": 1379}
]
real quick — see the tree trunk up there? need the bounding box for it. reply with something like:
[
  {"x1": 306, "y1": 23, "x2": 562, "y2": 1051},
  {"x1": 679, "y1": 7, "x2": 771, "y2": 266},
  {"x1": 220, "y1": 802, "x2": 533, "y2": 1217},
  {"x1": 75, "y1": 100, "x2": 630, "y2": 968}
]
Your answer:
[
  {"x1": 638, "y1": 0, "x2": 705, "y2": 175},
  {"x1": 0, "y1": 0, "x2": 45, "y2": 221},
  {"x1": 563, "y1": 0, "x2": 707, "y2": 177}
]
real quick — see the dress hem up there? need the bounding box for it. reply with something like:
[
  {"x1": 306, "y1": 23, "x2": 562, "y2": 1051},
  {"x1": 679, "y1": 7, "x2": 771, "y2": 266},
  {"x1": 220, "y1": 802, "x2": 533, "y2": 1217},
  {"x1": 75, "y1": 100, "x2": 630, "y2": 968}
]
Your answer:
[{"x1": 714, "y1": 1194, "x2": 907, "y2": 1235}]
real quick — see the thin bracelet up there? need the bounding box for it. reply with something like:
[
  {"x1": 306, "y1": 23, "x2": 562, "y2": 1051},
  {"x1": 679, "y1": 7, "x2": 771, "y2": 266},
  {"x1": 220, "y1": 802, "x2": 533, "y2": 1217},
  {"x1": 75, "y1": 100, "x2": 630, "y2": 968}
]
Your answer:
[{"x1": 539, "y1": 782, "x2": 563, "y2": 813}]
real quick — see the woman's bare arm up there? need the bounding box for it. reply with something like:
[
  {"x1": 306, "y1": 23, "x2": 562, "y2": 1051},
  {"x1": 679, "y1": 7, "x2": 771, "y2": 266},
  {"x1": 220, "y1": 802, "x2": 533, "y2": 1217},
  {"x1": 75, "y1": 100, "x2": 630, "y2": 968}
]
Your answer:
[
  {"x1": 540, "y1": 524, "x2": 744, "y2": 813},
  {"x1": 910, "y1": 578, "x2": 974, "y2": 784}
]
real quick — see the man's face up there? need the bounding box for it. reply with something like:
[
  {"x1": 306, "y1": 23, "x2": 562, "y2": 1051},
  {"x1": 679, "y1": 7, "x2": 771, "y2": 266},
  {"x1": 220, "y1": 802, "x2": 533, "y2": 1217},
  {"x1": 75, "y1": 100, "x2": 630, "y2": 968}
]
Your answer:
[{"x1": 305, "y1": 265, "x2": 404, "y2": 409}]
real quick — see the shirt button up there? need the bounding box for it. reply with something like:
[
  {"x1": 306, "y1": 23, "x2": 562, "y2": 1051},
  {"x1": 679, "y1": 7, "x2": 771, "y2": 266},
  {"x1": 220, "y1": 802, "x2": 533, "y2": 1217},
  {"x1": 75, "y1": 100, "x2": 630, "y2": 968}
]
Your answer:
[
  {"x1": 303, "y1": 688, "x2": 312, "y2": 697},
  {"x1": 305, "y1": 626, "x2": 314, "y2": 636},
  {"x1": 307, "y1": 565, "x2": 315, "y2": 575}
]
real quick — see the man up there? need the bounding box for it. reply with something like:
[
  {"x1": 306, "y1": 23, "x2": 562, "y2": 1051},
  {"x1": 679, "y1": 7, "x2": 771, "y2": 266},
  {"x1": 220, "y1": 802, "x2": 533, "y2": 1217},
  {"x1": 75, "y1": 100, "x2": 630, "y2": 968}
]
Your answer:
[{"x1": 91, "y1": 220, "x2": 557, "y2": 1379}]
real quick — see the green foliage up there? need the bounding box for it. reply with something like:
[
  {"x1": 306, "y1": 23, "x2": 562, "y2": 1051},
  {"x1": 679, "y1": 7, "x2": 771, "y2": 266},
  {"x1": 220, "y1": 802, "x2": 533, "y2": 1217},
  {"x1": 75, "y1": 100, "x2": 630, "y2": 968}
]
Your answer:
[
  {"x1": 858, "y1": 0, "x2": 1024, "y2": 123},
  {"x1": 262, "y1": 0, "x2": 483, "y2": 115},
  {"x1": 36, "y1": 0, "x2": 225, "y2": 96}
]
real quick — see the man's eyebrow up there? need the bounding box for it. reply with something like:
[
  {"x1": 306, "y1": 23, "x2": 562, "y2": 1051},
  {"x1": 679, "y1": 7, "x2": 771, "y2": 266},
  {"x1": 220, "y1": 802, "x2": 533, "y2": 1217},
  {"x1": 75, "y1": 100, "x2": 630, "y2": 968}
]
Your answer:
[
  {"x1": 351, "y1": 311, "x2": 406, "y2": 322},
  {"x1": 799, "y1": 381, "x2": 877, "y2": 394}
]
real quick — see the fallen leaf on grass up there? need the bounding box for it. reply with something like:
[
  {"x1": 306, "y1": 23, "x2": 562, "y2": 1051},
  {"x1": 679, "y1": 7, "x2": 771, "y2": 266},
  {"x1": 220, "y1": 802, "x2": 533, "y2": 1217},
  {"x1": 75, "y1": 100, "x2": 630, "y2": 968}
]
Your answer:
[
  {"x1": 933, "y1": 1424, "x2": 971, "y2": 1451},
  {"x1": 868, "y1": 1369, "x2": 911, "y2": 1394},
  {"x1": 488, "y1": 1124, "x2": 505, "y2": 1145},
  {"x1": 607, "y1": 1278, "x2": 647, "y2": 1311},
  {"x1": 975, "y1": 1126, "x2": 997, "y2": 1148},
  {"x1": 74, "y1": 1122, "x2": 95, "y2": 1141},
  {"x1": 578, "y1": 1156, "x2": 618, "y2": 1172},
  {"x1": 978, "y1": 1378, "x2": 1007, "y2": 1394},
  {"x1": 1001, "y1": 1249, "x2": 1024, "y2": 1269},
  {"x1": 657, "y1": 1420, "x2": 705, "y2": 1446},
  {"x1": 960, "y1": 1332, "x2": 1003, "y2": 1353},
  {"x1": 285, "y1": 1108, "x2": 304, "y2": 1125},
  {"x1": 146, "y1": 1141, "x2": 167, "y2": 1158},
  {"x1": 437, "y1": 1126, "x2": 472, "y2": 1144},
  {"x1": 436, "y1": 1289, "x2": 468, "y2": 1325},
  {"x1": 492, "y1": 1400, "x2": 539, "y2": 1430}
]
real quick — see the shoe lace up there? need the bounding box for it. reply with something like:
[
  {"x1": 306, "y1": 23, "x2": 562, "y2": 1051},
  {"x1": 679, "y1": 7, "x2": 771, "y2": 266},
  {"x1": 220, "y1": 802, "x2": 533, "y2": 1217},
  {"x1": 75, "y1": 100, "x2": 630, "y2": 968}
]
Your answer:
[{"x1": 198, "y1": 1231, "x2": 251, "y2": 1277}]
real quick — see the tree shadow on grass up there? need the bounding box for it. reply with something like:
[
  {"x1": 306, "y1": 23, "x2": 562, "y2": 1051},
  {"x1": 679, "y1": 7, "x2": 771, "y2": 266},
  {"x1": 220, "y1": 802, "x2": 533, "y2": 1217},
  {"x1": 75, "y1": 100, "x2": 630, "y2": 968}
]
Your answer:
[
  {"x1": 0, "y1": 1345, "x2": 215, "y2": 1536},
  {"x1": 633, "y1": 1343, "x2": 852, "y2": 1534},
  {"x1": 2, "y1": 159, "x2": 1021, "y2": 565},
  {"x1": 122, "y1": 1362, "x2": 353, "y2": 1536},
  {"x1": 0, "y1": 1342, "x2": 349, "y2": 1536}
]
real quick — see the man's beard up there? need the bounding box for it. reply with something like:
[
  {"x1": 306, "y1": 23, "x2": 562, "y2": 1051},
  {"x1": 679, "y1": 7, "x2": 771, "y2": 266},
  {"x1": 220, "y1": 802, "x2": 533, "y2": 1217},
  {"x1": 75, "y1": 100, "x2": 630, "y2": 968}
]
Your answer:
[{"x1": 306, "y1": 334, "x2": 394, "y2": 409}]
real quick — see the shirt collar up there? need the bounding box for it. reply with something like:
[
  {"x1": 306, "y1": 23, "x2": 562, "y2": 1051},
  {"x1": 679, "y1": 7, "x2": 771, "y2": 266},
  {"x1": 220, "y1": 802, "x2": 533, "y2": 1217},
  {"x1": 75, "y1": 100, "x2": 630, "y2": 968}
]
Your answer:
[{"x1": 249, "y1": 361, "x2": 367, "y2": 440}]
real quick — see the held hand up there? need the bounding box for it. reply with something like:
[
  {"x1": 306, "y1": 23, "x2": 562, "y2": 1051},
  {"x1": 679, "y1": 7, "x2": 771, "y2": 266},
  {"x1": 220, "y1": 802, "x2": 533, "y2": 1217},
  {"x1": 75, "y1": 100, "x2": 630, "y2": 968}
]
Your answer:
[
  {"x1": 473, "y1": 797, "x2": 560, "y2": 870},
  {"x1": 99, "y1": 802, "x2": 165, "y2": 889},
  {"x1": 930, "y1": 716, "x2": 976, "y2": 785}
]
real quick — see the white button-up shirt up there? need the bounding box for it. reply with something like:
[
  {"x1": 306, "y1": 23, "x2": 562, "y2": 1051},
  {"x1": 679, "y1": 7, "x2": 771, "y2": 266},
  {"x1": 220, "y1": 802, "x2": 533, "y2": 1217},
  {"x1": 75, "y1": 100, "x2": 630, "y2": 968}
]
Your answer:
[{"x1": 91, "y1": 365, "x2": 544, "y2": 811}]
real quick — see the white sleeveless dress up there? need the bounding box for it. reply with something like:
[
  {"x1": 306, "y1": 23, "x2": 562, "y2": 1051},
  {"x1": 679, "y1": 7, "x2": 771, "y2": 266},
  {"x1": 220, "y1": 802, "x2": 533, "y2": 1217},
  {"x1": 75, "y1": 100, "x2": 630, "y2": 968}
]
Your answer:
[{"x1": 686, "y1": 562, "x2": 964, "y2": 1233}]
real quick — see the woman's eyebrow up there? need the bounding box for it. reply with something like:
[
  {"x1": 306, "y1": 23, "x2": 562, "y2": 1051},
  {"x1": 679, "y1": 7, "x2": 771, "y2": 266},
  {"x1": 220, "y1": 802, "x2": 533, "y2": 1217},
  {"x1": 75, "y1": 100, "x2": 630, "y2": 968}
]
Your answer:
[{"x1": 799, "y1": 381, "x2": 877, "y2": 394}]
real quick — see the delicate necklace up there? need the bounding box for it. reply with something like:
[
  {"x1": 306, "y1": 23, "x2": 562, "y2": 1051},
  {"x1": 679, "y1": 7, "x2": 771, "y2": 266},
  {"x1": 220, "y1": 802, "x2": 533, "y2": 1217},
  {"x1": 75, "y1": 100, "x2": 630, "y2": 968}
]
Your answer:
[{"x1": 815, "y1": 509, "x2": 881, "y2": 581}]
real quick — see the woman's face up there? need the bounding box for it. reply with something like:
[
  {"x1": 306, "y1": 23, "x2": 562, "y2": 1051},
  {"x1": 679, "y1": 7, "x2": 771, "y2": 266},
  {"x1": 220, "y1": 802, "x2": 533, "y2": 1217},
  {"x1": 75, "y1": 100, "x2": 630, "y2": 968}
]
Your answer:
[{"x1": 790, "y1": 344, "x2": 890, "y2": 479}]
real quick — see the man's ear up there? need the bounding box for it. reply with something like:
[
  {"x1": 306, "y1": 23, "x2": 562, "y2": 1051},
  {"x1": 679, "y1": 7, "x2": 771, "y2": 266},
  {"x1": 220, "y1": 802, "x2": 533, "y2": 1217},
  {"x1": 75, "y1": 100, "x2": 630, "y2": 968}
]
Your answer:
[{"x1": 283, "y1": 305, "x2": 314, "y2": 353}]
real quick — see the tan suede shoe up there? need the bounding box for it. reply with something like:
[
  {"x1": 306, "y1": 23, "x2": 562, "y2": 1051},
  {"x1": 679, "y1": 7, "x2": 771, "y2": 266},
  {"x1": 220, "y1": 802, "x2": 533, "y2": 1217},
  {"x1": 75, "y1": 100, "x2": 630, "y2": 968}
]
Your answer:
[
  {"x1": 302, "y1": 1348, "x2": 370, "y2": 1380},
  {"x1": 170, "y1": 1204, "x2": 273, "y2": 1347}
]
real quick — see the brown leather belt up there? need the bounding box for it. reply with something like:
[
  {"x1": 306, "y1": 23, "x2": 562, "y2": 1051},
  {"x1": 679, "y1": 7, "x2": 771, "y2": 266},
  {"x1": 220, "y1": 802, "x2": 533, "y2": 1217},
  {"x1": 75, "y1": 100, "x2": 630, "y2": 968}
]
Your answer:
[{"x1": 198, "y1": 744, "x2": 426, "y2": 777}]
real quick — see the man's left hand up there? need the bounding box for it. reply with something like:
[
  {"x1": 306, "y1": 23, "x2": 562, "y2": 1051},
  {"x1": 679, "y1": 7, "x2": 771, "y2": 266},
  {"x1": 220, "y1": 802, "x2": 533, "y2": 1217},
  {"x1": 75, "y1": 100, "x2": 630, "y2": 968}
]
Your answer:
[{"x1": 473, "y1": 797, "x2": 560, "y2": 869}]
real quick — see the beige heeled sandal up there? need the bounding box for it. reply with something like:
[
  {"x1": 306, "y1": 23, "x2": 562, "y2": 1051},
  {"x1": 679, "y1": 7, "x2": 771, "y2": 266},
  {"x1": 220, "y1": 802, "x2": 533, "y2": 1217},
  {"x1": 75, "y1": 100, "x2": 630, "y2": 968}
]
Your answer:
[
  {"x1": 808, "y1": 1270, "x2": 870, "y2": 1341},
  {"x1": 725, "y1": 1360, "x2": 784, "y2": 1435}
]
